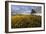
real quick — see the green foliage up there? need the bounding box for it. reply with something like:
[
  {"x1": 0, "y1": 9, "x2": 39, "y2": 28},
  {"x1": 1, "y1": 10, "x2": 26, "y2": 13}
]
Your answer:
[{"x1": 11, "y1": 15, "x2": 41, "y2": 28}]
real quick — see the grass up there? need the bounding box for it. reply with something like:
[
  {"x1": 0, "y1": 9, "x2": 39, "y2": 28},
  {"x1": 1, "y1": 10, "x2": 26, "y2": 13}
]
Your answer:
[{"x1": 11, "y1": 14, "x2": 41, "y2": 28}]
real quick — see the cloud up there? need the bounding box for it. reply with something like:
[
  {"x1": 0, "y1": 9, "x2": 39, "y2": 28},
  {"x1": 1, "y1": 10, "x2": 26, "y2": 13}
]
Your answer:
[{"x1": 11, "y1": 5, "x2": 41, "y2": 14}]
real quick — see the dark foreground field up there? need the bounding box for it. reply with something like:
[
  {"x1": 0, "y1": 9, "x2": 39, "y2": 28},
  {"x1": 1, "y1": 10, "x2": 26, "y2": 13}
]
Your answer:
[{"x1": 11, "y1": 15, "x2": 41, "y2": 28}]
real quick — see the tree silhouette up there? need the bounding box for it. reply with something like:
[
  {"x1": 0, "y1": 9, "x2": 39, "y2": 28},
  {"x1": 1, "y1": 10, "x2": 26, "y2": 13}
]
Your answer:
[{"x1": 31, "y1": 9, "x2": 36, "y2": 14}]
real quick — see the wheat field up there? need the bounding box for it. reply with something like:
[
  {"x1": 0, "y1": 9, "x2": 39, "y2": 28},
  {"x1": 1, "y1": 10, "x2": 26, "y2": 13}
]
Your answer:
[{"x1": 11, "y1": 15, "x2": 41, "y2": 28}]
